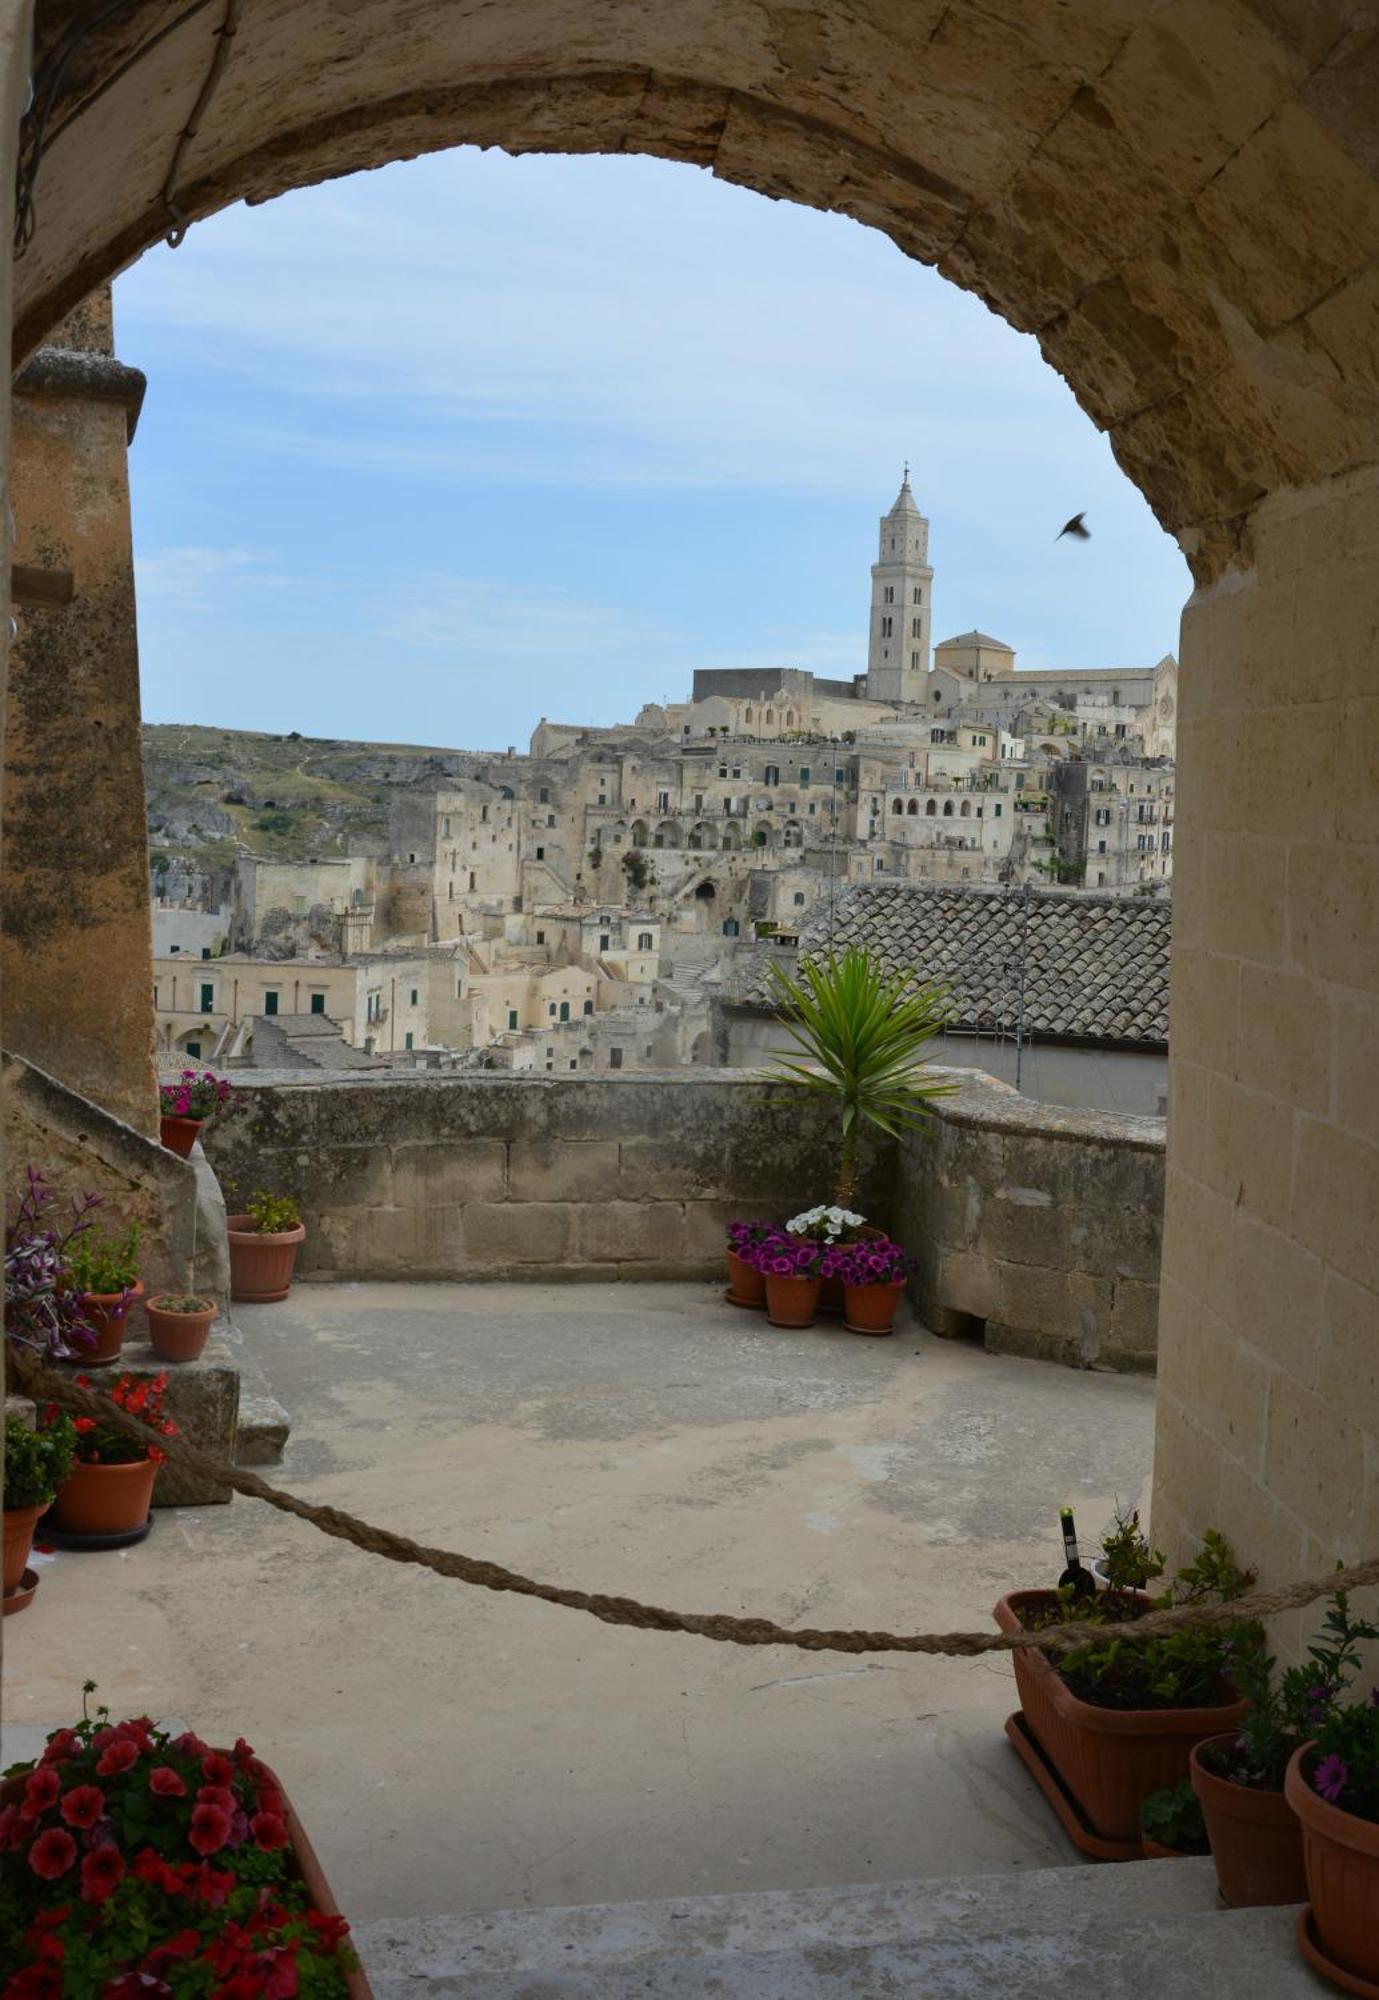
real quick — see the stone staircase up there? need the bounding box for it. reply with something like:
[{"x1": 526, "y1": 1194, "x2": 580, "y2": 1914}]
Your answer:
[{"x1": 354, "y1": 1860, "x2": 1323, "y2": 1997}]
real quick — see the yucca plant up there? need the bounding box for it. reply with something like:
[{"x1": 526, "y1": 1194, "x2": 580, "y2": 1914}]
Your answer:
[{"x1": 767, "y1": 947, "x2": 953, "y2": 1206}]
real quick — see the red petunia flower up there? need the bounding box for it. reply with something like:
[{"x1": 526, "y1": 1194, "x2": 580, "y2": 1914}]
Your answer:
[
  {"x1": 28, "y1": 1826, "x2": 77, "y2": 1880},
  {"x1": 171, "y1": 1731, "x2": 209, "y2": 1758},
  {"x1": 96, "y1": 1738, "x2": 140, "y2": 1777},
  {"x1": 251, "y1": 1810, "x2": 288, "y2": 1852},
  {"x1": 197, "y1": 1784, "x2": 236, "y2": 1812},
  {"x1": 142, "y1": 1930, "x2": 202, "y2": 1976},
  {"x1": 188, "y1": 1802, "x2": 232, "y2": 1856},
  {"x1": 22, "y1": 1766, "x2": 60, "y2": 1816},
  {"x1": 58, "y1": 1784, "x2": 105, "y2": 1830},
  {"x1": 201, "y1": 1753, "x2": 235, "y2": 1787},
  {"x1": 133, "y1": 1846, "x2": 177, "y2": 1889},
  {"x1": 40, "y1": 1729, "x2": 80, "y2": 1764},
  {"x1": 80, "y1": 1843, "x2": 126, "y2": 1902},
  {"x1": 3, "y1": 1964, "x2": 63, "y2": 1998},
  {"x1": 181, "y1": 1859, "x2": 236, "y2": 1906},
  {"x1": 149, "y1": 1766, "x2": 187, "y2": 1798},
  {"x1": 305, "y1": 1909, "x2": 351, "y2": 1952}
]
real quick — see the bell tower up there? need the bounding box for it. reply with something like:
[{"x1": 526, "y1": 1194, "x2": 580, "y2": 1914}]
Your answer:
[{"x1": 865, "y1": 468, "x2": 933, "y2": 704}]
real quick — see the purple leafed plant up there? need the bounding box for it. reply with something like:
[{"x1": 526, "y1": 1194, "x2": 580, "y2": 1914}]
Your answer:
[{"x1": 5, "y1": 1166, "x2": 101, "y2": 1359}]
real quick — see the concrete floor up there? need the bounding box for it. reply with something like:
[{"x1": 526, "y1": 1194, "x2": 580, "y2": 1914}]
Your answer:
[{"x1": 4, "y1": 1282, "x2": 1156, "y2": 1926}]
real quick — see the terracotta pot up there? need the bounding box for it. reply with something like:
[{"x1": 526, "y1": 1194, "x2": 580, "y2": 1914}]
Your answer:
[
  {"x1": 1286, "y1": 1742, "x2": 1379, "y2": 1985},
  {"x1": 725, "y1": 1251, "x2": 766, "y2": 1307},
  {"x1": 75, "y1": 1281, "x2": 144, "y2": 1364},
  {"x1": 994, "y1": 1589, "x2": 1247, "y2": 1844},
  {"x1": 53, "y1": 1456, "x2": 157, "y2": 1536},
  {"x1": 3, "y1": 1503, "x2": 45, "y2": 1594},
  {"x1": 843, "y1": 1278, "x2": 906, "y2": 1335},
  {"x1": 228, "y1": 1216, "x2": 306, "y2": 1302},
  {"x1": 1190, "y1": 1733, "x2": 1306, "y2": 1907},
  {"x1": 0, "y1": 1755, "x2": 373, "y2": 1998},
  {"x1": 764, "y1": 1272, "x2": 821, "y2": 1328},
  {"x1": 817, "y1": 1273, "x2": 846, "y2": 1316},
  {"x1": 159, "y1": 1113, "x2": 204, "y2": 1158},
  {"x1": 145, "y1": 1294, "x2": 217, "y2": 1363}
]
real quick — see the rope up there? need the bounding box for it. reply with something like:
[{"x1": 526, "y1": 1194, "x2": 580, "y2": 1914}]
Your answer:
[{"x1": 13, "y1": 1352, "x2": 1379, "y2": 1659}]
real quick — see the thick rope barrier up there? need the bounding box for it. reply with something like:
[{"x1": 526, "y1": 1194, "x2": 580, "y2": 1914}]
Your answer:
[{"x1": 13, "y1": 1352, "x2": 1379, "y2": 1659}]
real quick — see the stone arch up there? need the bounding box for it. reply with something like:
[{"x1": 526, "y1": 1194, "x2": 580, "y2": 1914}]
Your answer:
[
  {"x1": 782, "y1": 820, "x2": 803, "y2": 849},
  {"x1": 630, "y1": 819, "x2": 650, "y2": 848},
  {"x1": 687, "y1": 820, "x2": 717, "y2": 850},
  {"x1": 907, "y1": 798, "x2": 919, "y2": 816},
  {"x1": 960, "y1": 798, "x2": 971, "y2": 817},
  {"x1": 653, "y1": 819, "x2": 682, "y2": 848},
  {"x1": 752, "y1": 819, "x2": 778, "y2": 850},
  {"x1": 942, "y1": 800, "x2": 954, "y2": 818},
  {"x1": 926, "y1": 798, "x2": 937, "y2": 817},
  {"x1": 719, "y1": 820, "x2": 742, "y2": 852},
  {"x1": 891, "y1": 798, "x2": 903, "y2": 815}
]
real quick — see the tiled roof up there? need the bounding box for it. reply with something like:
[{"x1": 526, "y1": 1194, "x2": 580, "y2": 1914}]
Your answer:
[
  {"x1": 762, "y1": 882, "x2": 1171, "y2": 1046},
  {"x1": 936, "y1": 630, "x2": 1013, "y2": 650}
]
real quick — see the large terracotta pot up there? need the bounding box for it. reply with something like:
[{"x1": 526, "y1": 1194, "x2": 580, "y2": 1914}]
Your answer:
[
  {"x1": 159, "y1": 1113, "x2": 204, "y2": 1158},
  {"x1": 764, "y1": 1272, "x2": 821, "y2": 1328},
  {"x1": 843, "y1": 1279, "x2": 905, "y2": 1335},
  {"x1": 994, "y1": 1589, "x2": 1247, "y2": 1844},
  {"x1": 0, "y1": 1755, "x2": 373, "y2": 1998},
  {"x1": 53, "y1": 1456, "x2": 157, "y2": 1536},
  {"x1": 1190, "y1": 1733, "x2": 1306, "y2": 1907},
  {"x1": 3, "y1": 1504, "x2": 45, "y2": 1593},
  {"x1": 75, "y1": 1281, "x2": 144, "y2": 1364},
  {"x1": 725, "y1": 1251, "x2": 766, "y2": 1308},
  {"x1": 1286, "y1": 1742, "x2": 1379, "y2": 1986},
  {"x1": 146, "y1": 1294, "x2": 217, "y2": 1363},
  {"x1": 228, "y1": 1216, "x2": 307, "y2": 1302}
]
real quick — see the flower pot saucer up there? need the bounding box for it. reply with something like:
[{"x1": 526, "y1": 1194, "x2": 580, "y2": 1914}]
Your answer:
[
  {"x1": 722, "y1": 1288, "x2": 767, "y2": 1311},
  {"x1": 2, "y1": 1568, "x2": 39, "y2": 1616},
  {"x1": 844, "y1": 1321, "x2": 896, "y2": 1336},
  {"x1": 1296, "y1": 1906, "x2": 1379, "y2": 1997},
  {"x1": 36, "y1": 1511, "x2": 153, "y2": 1553},
  {"x1": 1004, "y1": 1711, "x2": 1144, "y2": 1863}
]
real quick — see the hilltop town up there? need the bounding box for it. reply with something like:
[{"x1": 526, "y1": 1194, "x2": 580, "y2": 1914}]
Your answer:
[{"x1": 151, "y1": 476, "x2": 1176, "y2": 1087}]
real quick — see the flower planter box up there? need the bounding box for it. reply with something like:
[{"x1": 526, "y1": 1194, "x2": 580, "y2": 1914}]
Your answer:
[
  {"x1": 1286, "y1": 1742, "x2": 1379, "y2": 1990},
  {"x1": 228, "y1": 1215, "x2": 307, "y2": 1302},
  {"x1": 1190, "y1": 1733, "x2": 1306, "y2": 1907},
  {"x1": 994, "y1": 1589, "x2": 1246, "y2": 1846}
]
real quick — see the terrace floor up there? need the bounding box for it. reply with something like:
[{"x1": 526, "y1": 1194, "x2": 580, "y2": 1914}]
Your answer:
[{"x1": 4, "y1": 1281, "x2": 1156, "y2": 1927}]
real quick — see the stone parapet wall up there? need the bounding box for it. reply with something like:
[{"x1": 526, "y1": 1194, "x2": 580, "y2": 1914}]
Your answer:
[
  {"x1": 205, "y1": 1068, "x2": 1166, "y2": 1369},
  {"x1": 899, "y1": 1071, "x2": 1165, "y2": 1374}
]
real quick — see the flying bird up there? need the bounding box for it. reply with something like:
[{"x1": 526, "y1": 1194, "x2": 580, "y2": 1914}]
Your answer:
[{"x1": 1056, "y1": 512, "x2": 1090, "y2": 541}]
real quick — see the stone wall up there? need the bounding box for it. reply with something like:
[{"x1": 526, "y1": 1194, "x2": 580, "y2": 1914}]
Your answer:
[
  {"x1": 899, "y1": 1072, "x2": 1165, "y2": 1374},
  {"x1": 204, "y1": 1068, "x2": 1165, "y2": 1369},
  {"x1": 1153, "y1": 467, "x2": 1379, "y2": 1647}
]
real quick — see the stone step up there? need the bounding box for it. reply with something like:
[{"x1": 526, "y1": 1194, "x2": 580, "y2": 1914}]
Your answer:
[{"x1": 354, "y1": 1860, "x2": 1318, "y2": 1997}]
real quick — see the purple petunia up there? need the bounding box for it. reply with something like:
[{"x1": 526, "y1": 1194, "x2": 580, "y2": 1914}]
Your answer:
[{"x1": 1314, "y1": 1753, "x2": 1351, "y2": 1803}]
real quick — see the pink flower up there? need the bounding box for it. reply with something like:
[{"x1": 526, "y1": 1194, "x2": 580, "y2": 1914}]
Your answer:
[{"x1": 1314, "y1": 1753, "x2": 1350, "y2": 1803}]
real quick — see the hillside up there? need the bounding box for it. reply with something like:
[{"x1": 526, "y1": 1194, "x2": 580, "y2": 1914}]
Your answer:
[{"x1": 142, "y1": 723, "x2": 488, "y2": 889}]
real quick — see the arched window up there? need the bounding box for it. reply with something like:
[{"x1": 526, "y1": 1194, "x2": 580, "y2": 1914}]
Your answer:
[
  {"x1": 765, "y1": 710, "x2": 774, "y2": 724},
  {"x1": 891, "y1": 798, "x2": 904, "y2": 815},
  {"x1": 926, "y1": 798, "x2": 937, "y2": 816},
  {"x1": 907, "y1": 798, "x2": 919, "y2": 816},
  {"x1": 943, "y1": 800, "x2": 954, "y2": 817},
  {"x1": 744, "y1": 707, "x2": 753, "y2": 722},
  {"x1": 961, "y1": 799, "x2": 971, "y2": 817}
]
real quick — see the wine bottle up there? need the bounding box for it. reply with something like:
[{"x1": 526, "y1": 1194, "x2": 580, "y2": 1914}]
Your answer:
[{"x1": 1058, "y1": 1506, "x2": 1097, "y2": 1599}]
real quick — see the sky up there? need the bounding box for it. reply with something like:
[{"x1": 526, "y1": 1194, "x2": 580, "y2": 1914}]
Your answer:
[{"x1": 115, "y1": 147, "x2": 1191, "y2": 752}]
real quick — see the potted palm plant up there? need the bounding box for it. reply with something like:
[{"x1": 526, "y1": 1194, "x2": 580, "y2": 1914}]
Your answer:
[
  {"x1": 1190, "y1": 1589, "x2": 1378, "y2": 1908},
  {"x1": 766, "y1": 945, "x2": 951, "y2": 1213},
  {"x1": 227, "y1": 1191, "x2": 306, "y2": 1303},
  {"x1": 4, "y1": 1412, "x2": 75, "y2": 1610},
  {"x1": 62, "y1": 1221, "x2": 143, "y2": 1364}
]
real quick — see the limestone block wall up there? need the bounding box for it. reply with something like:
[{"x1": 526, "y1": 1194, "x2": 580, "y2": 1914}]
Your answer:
[
  {"x1": 898, "y1": 1073, "x2": 1164, "y2": 1374},
  {"x1": 1153, "y1": 468, "x2": 1379, "y2": 1642},
  {"x1": 204, "y1": 1069, "x2": 1165, "y2": 1371}
]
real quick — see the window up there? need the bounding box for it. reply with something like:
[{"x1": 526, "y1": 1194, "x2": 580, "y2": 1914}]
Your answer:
[
  {"x1": 264, "y1": 991, "x2": 279, "y2": 1017},
  {"x1": 994, "y1": 803, "x2": 1002, "y2": 817},
  {"x1": 913, "y1": 586, "x2": 922, "y2": 604},
  {"x1": 911, "y1": 618, "x2": 921, "y2": 638},
  {"x1": 1095, "y1": 807, "x2": 1111, "y2": 826},
  {"x1": 469, "y1": 872, "x2": 476, "y2": 890},
  {"x1": 508, "y1": 1009, "x2": 519, "y2": 1030},
  {"x1": 911, "y1": 652, "x2": 920, "y2": 669},
  {"x1": 657, "y1": 790, "x2": 670, "y2": 811},
  {"x1": 600, "y1": 932, "x2": 610, "y2": 951},
  {"x1": 549, "y1": 1002, "x2": 557, "y2": 1016},
  {"x1": 443, "y1": 816, "x2": 451, "y2": 836},
  {"x1": 764, "y1": 765, "x2": 779, "y2": 786},
  {"x1": 199, "y1": 982, "x2": 214, "y2": 1012},
  {"x1": 881, "y1": 616, "x2": 893, "y2": 638},
  {"x1": 609, "y1": 1047, "x2": 624, "y2": 1070},
  {"x1": 170, "y1": 944, "x2": 180, "y2": 955},
  {"x1": 638, "y1": 931, "x2": 654, "y2": 950},
  {"x1": 1098, "y1": 839, "x2": 1108, "y2": 853},
  {"x1": 835, "y1": 768, "x2": 845, "y2": 785},
  {"x1": 793, "y1": 892, "x2": 805, "y2": 906},
  {"x1": 547, "y1": 814, "x2": 556, "y2": 828},
  {"x1": 310, "y1": 993, "x2": 326, "y2": 1015},
  {"x1": 186, "y1": 1041, "x2": 201, "y2": 1059},
  {"x1": 883, "y1": 585, "x2": 894, "y2": 603},
  {"x1": 536, "y1": 846, "x2": 545, "y2": 861},
  {"x1": 583, "y1": 999, "x2": 594, "y2": 1016},
  {"x1": 404, "y1": 1031, "x2": 413, "y2": 1050},
  {"x1": 536, "y1": 929, "x2": 546, "y2": 944},
  {"x1": 538, "y1": 787, "x2": 549, "y2": 803},
  {"x1": 559, "y1": 1001, "x2": 570, "y2": 1022},
  {"x1": 410, "y1": 988, "x2": 418, "y2": 1006},
  {"x1": 201, "y1": 946, "x2": 211, "y2": 960},
  {"x1": 722, "y1": 918, "x2": 739, "y2": 937}
]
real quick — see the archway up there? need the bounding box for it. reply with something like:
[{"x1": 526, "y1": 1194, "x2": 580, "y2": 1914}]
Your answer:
[{"x1": 5, "y1": 0, "x2": 1379, "y2": 1640}]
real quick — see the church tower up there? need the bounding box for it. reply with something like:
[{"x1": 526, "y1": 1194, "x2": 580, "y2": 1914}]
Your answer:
[{"x1": 865, "y1": 469, "x2": 933, "y2": 705}]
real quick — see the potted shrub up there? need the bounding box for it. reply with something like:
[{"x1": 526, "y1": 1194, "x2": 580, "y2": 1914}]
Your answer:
[
  {"x1": 993, "y1": 1515, "x2": 1253, "y2": 1847},
  {"x1": 145, "y1": 1291, "x2": 218, "y2": 1364},
  {"x1": 62, "y1": 1221, "x2": 143, "y2": 1364},
  {"x1": 50, "y1": 1373, "x2": 177, "y2": 1538},
  {"x1": 0, "y1": 1687, "x2": 369, "y2": 1995},
  {"x1": 1139, "y1": 1781, "x2": 1209, "y2": 1859},
  {"x1": 767, "y1": 947, "x2": 952, "y2": 1209},
  {"x1": 1190, "y1": 1589, "x2": 1377, "y2": 1908},
  {"x1": 825, "y1": 1233, "x2": 915, "y2": 1335},
  {"x1": 725, "y1": 1220, "x2": 771, "y2": 1308},
  {"x1": 3, "y1": 1412, "x2": 75, "y2": 1601},
  {"x1": 750, "y1": 1225, "x2": 827, "y2": 1328},
  {"x1": 4, "y1": 1167, "x2": 101, "y2": 1362},
  {"x1": 227, "y1": 1191, "x2": 306, "y2": 1303},
  {"x1": 1286, "y1": 1694, "x2": 1379, "y2": 1989},
  {"x1": 159, "y1": 1066, "x2": 233, "y2": 1157}
]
